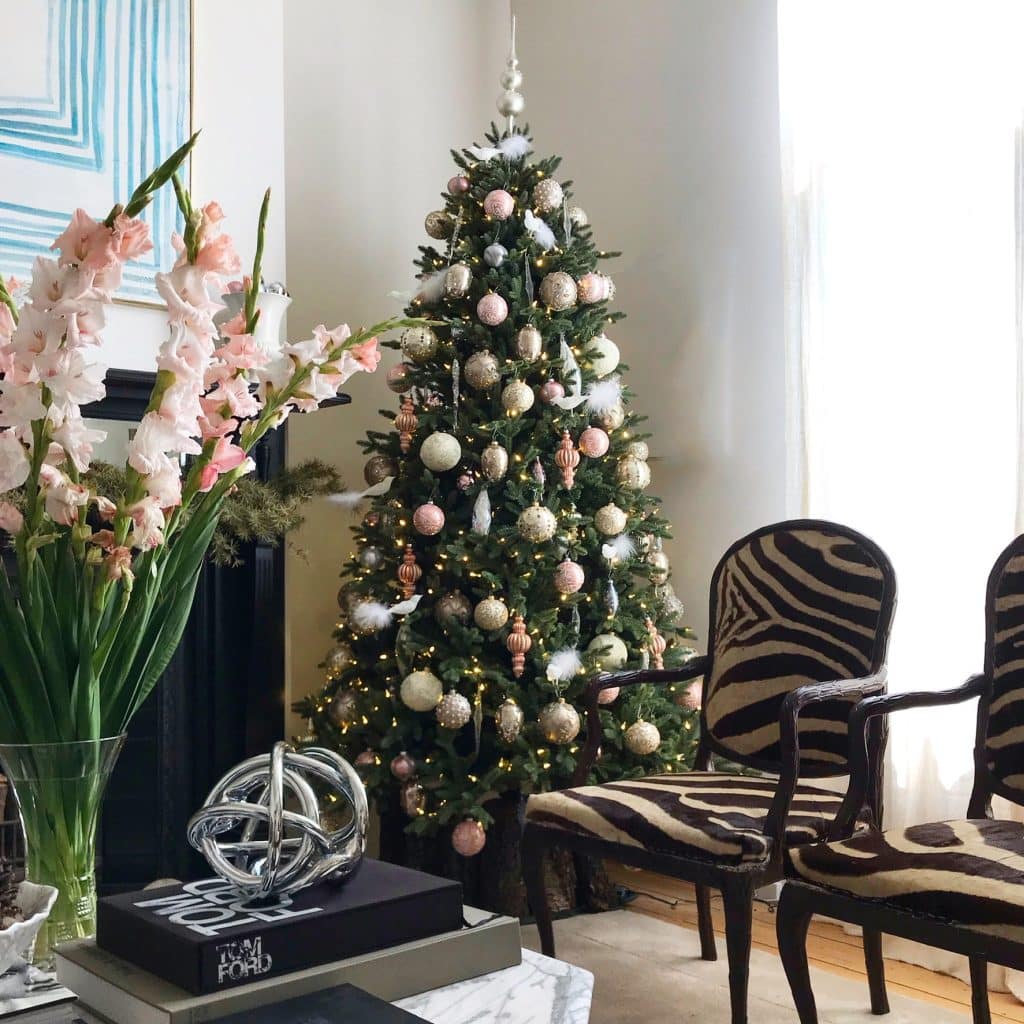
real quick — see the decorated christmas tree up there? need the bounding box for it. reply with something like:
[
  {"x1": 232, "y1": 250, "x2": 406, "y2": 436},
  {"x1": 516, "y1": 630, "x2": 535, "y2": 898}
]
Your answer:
[{"x1": 296, "y1": 39, "x2": 698, "y2": 886}]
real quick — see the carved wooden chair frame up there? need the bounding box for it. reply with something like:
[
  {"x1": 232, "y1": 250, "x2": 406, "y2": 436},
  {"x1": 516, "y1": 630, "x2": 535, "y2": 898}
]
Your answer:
[{"x1": 522, "y1": 519, "x2": 898, "y2": 1024}]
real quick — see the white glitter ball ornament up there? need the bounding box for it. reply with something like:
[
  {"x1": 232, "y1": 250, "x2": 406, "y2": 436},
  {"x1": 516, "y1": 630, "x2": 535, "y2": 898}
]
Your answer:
[
  {"x1": 436, "y1": 691, "x2": 472, "y2": 729},
  {"x1": 400, "y1": 670, "x2": 443, "y2": 712},
  {"x1": 533, "y1": 178, "x2": 564, "y2": 213},
  {"x1": 539, "y1": 272, "x2": 577, "y2": 311},
  {"x1": 419, "y1": 432, "x2": 462, "y2": 472},
  {"x1": 594, "y1": 503, "x2": 628, "y2": 535},
  {"x1": 625, "y1": 719, "x2": 661, "y2": 755}
]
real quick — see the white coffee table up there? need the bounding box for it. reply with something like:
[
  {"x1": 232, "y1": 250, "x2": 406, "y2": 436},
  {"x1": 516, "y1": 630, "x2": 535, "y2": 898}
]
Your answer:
[{"x1": 395, "y1": 948, "x2": 593, "y2": 1023}]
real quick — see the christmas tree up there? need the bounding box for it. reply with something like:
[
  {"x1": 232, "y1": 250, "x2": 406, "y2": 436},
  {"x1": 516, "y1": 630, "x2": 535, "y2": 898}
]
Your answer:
[{"x1": 296, "y1": 42, "x2": 698, "y2": 872}]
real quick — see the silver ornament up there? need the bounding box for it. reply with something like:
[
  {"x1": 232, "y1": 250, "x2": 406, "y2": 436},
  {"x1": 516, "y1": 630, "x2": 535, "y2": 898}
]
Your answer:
[
  {"x1": 517, "y1": 503, "x2": 557, "y2": 543},
  {"x1": 187, "y1": 742, "x2": 367, "y2": 899},
  {"x1": 648, "y1": 550, "x2": 671, "y2": 584},
  {"x1": 501, "y1": 380, "x2": 535, "y2": 414},
  {"x1": 539, "y1": 699, "x2": 581, "y2": 744},
  {"x1": 484, "y1": 243, "x2": 508, "y2": 267},
  {"x1": 531, "y1": 457, "x2": 546, "y2": 488},
  {"x1": 424, "y1": 210, "x2": 453, "y2": 239},
  {"x1": 501, "y1": 67, "x2": 524, "y2": 90},
  {"x1": 568, "y1": 205, "x2": 589, "y2": 227},
  {"x1": 594, "y1": 402, "x2": 626, "y2": 431},
  {"x1": 625, "y1": 720, "x2": 661, "y2": 756},
  {"x1": 401, "y1": 325, "x2": 439, "y2": 363},
  {"x1": 435, "y1": 590, "x2": 472, "y2": 627},
  {"x1": 464, "y1": 350, "x2": 501, "y2": 390},
  {"x1": 364, "y1": 454, "x2": 398, "y2": 486},
  {"x1": 533, "y1": 178, "x2": 564, "y2": 213},
  {"x1": 617, "y1": 455, "x2": 652, "y2": 490},
  {"x1": 515, "y1": 325, "x2": 543, "y2": 362},
  {"x1": 495, "y1": 698, "x2": 525, "y2": 744},
  {"x1": 359, "y1": 546, "x2": 384, "y2": 570},
  {"x1": 539, "y1": 271, "x2": 577, "y2": 311},
  {"x1": 474, "y1": 595, "x2": 510, "y2": 631},
  {"x1": 324, "y1": 643, "x2": 356, "y2": 676},
  {"x1": 497, "y1": 89, "x2": 525, "y2": 117},
  {"x1": 661, "y1": 586, "x2": 686, "y2": 623},
  {"x1": 480, "y1": 441, "x2": 509, "y2": 482},
  {"x1": 605, "y1": 579, "x2": 620, "y2": 616},
  {"x1": 436, "y1": 691, "x2": 473, "y2": 729},
  {"x1": 329, "y1": 688, "x2": 358, "y2": 725},
  {"x1": 444, "y1": 262, "x2": 473, "y2": 298}
]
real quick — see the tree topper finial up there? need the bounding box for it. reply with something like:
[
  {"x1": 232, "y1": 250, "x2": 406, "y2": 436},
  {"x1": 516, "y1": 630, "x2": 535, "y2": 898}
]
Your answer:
[{"x1": 497, "y1": 13, "x2": 525, "y2": 133}]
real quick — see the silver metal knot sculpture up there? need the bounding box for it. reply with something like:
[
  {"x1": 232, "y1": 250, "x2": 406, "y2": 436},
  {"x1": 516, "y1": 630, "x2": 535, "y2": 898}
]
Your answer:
[{"x1": 186, "y1": 742, "x2": 368, "y2": 899}]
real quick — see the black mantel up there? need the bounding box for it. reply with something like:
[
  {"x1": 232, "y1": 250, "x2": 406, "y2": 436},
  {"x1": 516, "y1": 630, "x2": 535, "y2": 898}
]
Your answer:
[{"x1": 82, "y1": 370, "x2": 350, "y2": 889}]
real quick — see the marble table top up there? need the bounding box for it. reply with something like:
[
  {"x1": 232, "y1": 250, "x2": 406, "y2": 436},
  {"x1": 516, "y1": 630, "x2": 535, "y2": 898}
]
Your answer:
[{"x1": 395, "y1": 948, "x2": 593, "y2": 1024}]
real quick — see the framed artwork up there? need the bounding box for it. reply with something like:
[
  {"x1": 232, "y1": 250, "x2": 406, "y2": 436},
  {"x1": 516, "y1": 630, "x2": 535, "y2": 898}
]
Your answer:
[{"x1": 0, "y1": 0, "x2": 193, "y2": 305}]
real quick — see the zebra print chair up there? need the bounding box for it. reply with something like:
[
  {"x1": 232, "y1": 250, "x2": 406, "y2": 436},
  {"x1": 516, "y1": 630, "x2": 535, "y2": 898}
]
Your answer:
[
  {"x1": 522, "y1": 520, "x2": 897, "y2": 1024},
  {"x1": 777, "y1": 532, "x2": 1024, "y2": 1024}
]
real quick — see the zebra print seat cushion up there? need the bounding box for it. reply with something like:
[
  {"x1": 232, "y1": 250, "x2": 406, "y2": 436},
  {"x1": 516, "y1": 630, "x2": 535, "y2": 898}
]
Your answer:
[
  {"x1": 524, "y1": 772, "x2": 868, "y2": 865},
  {"x1": 787, "y1": 819, "x2": 1024, "y2": 941},
  {"x1": 706, "y1": 528, "x2": 888, "y2": 770}
]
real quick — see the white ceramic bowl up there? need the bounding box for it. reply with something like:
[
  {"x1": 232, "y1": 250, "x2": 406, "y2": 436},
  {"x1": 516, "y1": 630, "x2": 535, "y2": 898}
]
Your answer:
[{"x1": 0, "y1": 882, "x2": 58, "y2": 974}]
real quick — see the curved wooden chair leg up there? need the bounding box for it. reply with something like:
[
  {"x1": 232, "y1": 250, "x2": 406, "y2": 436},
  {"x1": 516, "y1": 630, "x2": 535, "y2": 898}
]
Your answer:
[
  {"x1": 695, "y1": 884, "x2": 717, "y2": 961},
  {"x1": 722, "y1": 877, "x2": 754, "y2": 1024},
  {"x1": 776, "y1": 885, "x2": 818, "y2": 1024},
  {"x1": 521, "y1": 825, "x2": 556, "y2": 957},
  {"x1": 969, "y1": 958, "x2": 991, "y2": 1024},
  {"x1": 863, "y1": 928, "x2": 889, "y2": 1014}
]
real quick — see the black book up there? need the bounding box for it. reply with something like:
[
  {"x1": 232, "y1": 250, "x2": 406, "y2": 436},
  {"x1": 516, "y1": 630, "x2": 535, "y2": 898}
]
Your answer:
[
  {"x1": 96, "y1": 860, "x2": 463, "y2": 996},
  {"x1": 215, "y1": 983, "x2": 429, "y2": 1023}
]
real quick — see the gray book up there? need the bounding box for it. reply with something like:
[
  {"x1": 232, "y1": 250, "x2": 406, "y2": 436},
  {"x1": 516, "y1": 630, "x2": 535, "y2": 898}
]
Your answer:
[{"x1": 55, "y1": 907, "x2": 520, "y2": 1024}]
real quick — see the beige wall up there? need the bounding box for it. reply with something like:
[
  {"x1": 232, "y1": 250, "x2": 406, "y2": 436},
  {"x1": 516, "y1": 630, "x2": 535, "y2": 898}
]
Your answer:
[
  {"x1": 511, "y1": 0, "x2": 789, "y2": 644},
  {"x1": 282, "y1": 1, "x2": 508, "y2": 733}
]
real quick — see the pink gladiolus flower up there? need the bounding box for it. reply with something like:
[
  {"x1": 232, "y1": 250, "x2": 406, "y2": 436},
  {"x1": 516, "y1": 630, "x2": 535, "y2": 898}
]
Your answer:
[
  {"x1": 112, "y1": 213, "x2": 153, "y2": 261},
  {"x1": 220, "y1": 333, "x2": 268, "y2": 370},
  {"x1": 89, "y1": 529, "x2": 116, "y2": 550},
  {"x1": 0, "y1": 432, "x2": 30, "y2": 493},
  {"x1": 128, "y1": 496, "x2": 166, "y2": 550},
  {"x1": 197, "y1": 400, "x2": 238, "y2": 440},
  {"x1": 225, "y1": 279, "x2": 245, "y2": 293},
  {"x1": 93, "y1": 496, "x2": 117, "y2": 522},
  {"x1": 104, "y1": 546, "x2": 134, "y2": 582},
  {"x1": 41, "y1": 469, "x2": 89, "y2": 526},
  {"x1": 312, "y1": 324, "x2": 351, "y2": 356},
  {"x1": 205, "y1": 374, "x2": 260, "y2": 418},
  {"x1": 203, "y1": 201, "x2": 225, "y2": 225},
  {"x1": 349, "y1": 336, "x2": 381, "y2": 371},
  {"x1": 51, "y1": 209, "x2": 103, "y2": 266},
  {"x1": 51, "y1": 418, "x2": 107, "y2": 473},
  {"x1": 0, "y1": 304, "x2": 14, "y2": 344},
  {"x1": 198, "y1": 436, "x2": 249, "y2": 493},
  {"x1": 195, "y1": 234, "x2": 241, "y2": 277},
  {"x1": 221, "y1": 311, "x2": 248, "y2": 337},
  {"x1": 142, "y1": 452, "x2": 183, "y2": 508},
  {"x1": 0, "y1": 502, "x2": 23, "y2": 535}
]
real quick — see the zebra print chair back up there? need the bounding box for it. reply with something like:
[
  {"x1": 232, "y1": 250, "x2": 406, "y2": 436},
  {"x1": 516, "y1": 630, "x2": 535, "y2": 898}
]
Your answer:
[
  {"x1": 702, "y1": 521, "x2": 896, "y2": 775},
  {"x1": 983, "y1": 536, "x2": 1024, "y2": 804}
]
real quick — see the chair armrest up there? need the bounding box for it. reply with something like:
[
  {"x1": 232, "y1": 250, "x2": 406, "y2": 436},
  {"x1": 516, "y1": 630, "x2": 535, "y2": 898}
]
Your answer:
[
  {"x1": 569, "y1": 657, "x2": 711, "y2": 787},
  {"x1": 762, "y1": 670, "x2": 888, "y2": 848},
  {"x1": 829, "y1": 673, "x2": 989, "y2": 837}
]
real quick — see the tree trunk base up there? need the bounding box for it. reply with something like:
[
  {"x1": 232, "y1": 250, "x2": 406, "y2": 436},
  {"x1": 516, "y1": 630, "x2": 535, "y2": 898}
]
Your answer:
[{"x1": 378, "y1": 792, "x2": 621, "y2": 918}]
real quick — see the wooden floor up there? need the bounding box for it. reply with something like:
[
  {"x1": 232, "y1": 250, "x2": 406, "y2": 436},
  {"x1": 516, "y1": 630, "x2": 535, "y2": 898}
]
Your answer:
[{"x1": 607, "y1": 865, "x2": 1021, "y2": 1024}]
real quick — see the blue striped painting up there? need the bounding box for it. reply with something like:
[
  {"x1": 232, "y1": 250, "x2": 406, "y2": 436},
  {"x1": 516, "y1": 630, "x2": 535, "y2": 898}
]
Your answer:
[{"x1": 0, "y1": 0, "x2": 191, "y2": 303}]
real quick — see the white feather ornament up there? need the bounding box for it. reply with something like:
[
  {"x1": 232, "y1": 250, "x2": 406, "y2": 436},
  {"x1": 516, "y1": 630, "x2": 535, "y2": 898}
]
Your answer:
[
  {"x1": 584, "y1": 377, "x2": 623, "y2": 415},
  {"x1": 601, "y1": 533, "x2": 636, "y2": 565},
  {"x1": 327, "y1": 476, "x2": 394, "y2": 508},
  {"x1": 472, "y1": 488, "x2": 492, "y2": 535},
  {"x1": 524, "y1": 210, "x2": 556, "y2": 251},
  {"x1": 413, "y1": 269, "x2": 447, "y2": 305},
  {"x1": 467, "y1": 135, "x2": 532, "y2": 162},
  {"x1": 546, "y1": 646, "x2": 583, "y2": 683},
  {"x1": 352, "y1": 601, "x2": 394, "y2": 632},
  {"x1": 550, "y1": 336, "x2": 585, "y2": 410}
]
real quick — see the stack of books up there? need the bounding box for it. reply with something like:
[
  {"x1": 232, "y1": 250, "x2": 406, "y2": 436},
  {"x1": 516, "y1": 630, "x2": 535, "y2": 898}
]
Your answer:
[{"x1": 52, "y1": 860, "x2": 521, "y2": 1023}]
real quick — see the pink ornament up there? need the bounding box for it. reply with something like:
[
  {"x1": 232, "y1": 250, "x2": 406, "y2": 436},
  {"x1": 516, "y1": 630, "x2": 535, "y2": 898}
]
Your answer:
[
  {"x1": 390, "y1": 751, "x2": 416, "y2": 781},
  {"x1": 448, "y1": 175, "x2": 471, "y2": 195},
  {"x1": 355, "y1": 750, "x2": 375, "y2": 768},
  {"x1": 452, "y1": 818, "x2": 487, "y2": 857},
  {"x1": 483, "y1": 189, "x2": 515, "y2": 220},
  {"x1": 577, "y1": 272, "x2": 611, "y2": 304},
  {"x1": 579, "y1": 426, "x2": 610, "y2": 457},
  {"x1": 386, "y1": 363, "x2": 411, "y2": 393},
  {"x1": 457, "y1": 473, "x2": 474, "y2": 491},
  {"x1": 676, "y1": 679, "x2": 703, "y2": 711},
  {"x1": 598, "y1": 686, "x2": 620, "y2": 705},
  {"x1": 477, "y1": 292, "x2": 509, "y2": 326},
  {"x1": 554, "y1": 559, "x2": 585, "y2": 594},
  {"x1": 539, "y1": 379, "x2": 565, "y2": 404},
  {"x1": 413, "y1": 501, "x2": 445, "y2": 535}
]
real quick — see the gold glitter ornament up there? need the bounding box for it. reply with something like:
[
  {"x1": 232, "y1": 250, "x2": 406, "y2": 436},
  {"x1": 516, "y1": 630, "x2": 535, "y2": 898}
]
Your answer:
[
  {"x1": 515, "y1": 325, "x2": 543, "y2": 362},
  {"x1": 324, "y1": 643, "x2": 356, "y2": 677},
  {"x1": 435, "y1": 590, "x2": 472, "y2": 626},
  {"x1": 480, "y1": 441, "x2": 509, "y2": 482},
  {"x1": 329, "y1": 689, "x2": 358, "y2": 726},
  {"x1": 594, "y1": 503, "x2": 628, "y2": 536},
  {"x1": 616, "y1": 455, "x2": 652, "y2": 490},
  {"x1": 363, "y1": 454, "x2": 397, "y2": 486},
  {"x1": 539, "y1": 271, "x2": 577, "y2": 311},
  {"x1": 501, "y1": 380, "x2": 535, "y2": 414},
  {"x1": 495, "y1": 698, "x2": 525, "y2": 743},
  {"x1": 444, "y1": 262, "x2": 473, "y2": 298},
  {"x1": 625, "y1": 719, "x2": 661, "y2": 756},
  {"x1": 401, "y1": 326, "x2": 439, "y2": 363},
  {"x1": 517, "y1": 503, "x2": 557, "y2": 543},
  {"x1": 648, "y1": 550, "x2": 671, "y2": 584},
  {"x1": 594, "y1": 403, "x2": 626, "y2": 431},
  {"x1": 424, "y1": 210, "x2": 453, "y2": 239},
  {"x1": 474, "y1": 595, "x2": 510, "y2": 631},
  {"x1": 464, "y1": 350, "x2": 501, "y2": 390},
  {"x1": 539, "y1": 698, "x2": 581, "y2": 744},
  {"x1": 625, "y1": 440, "x2": 650, "y2": 461}
]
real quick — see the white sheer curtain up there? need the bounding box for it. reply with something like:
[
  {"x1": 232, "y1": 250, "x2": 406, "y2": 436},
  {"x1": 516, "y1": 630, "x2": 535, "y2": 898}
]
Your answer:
[{"x1": 779, "y1": 0, "x2": 1024, "y2": 996}]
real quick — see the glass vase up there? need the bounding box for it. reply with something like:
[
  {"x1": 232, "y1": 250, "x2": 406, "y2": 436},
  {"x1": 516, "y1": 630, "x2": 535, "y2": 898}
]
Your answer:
[{"x1": 0, "y1": 736, "x2": 125, "y2": 967}]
